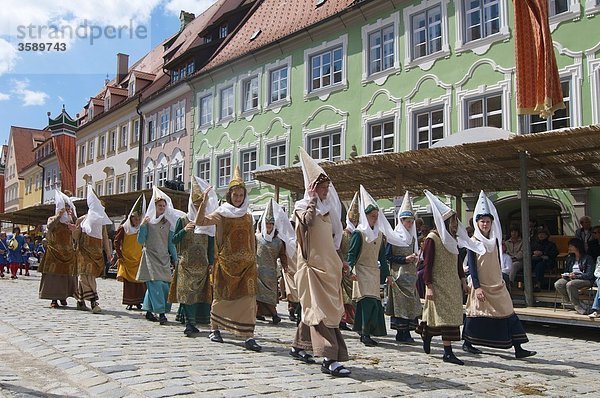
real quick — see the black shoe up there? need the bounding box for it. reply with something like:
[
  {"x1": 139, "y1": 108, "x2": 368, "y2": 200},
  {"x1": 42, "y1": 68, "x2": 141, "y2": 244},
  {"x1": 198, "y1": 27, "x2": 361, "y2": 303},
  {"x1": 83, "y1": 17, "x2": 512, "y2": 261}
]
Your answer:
[
  {"x1": 159, "y1": 314, "x2": 167, "y2": 325},
  {"x1": 256, "y1": 316, "x2": 266, "y2": 321},
  {"x1": 339, "y1": 322, "x2": 351, "y2": 331},
  {"x1": 77, "y1": 301, "x2": 89, "y2": 311},
  {"x1": 423, "y1": 336, "x2": 432, "y2": 354},
  {"x1": 184, "y1": 324, "x2": 197, "y2": 337},
  {"x1": 126, "y1": 305, "x2": 133, "y2": 311},
  {"x1": 145, "y1": 311, "x2": 158, "y2": 322},
  {"x1": 244, "y1": 338, "x2": 262, "y2": 352},
  {"x1": 396, "y1": 330, "x2": 415, "y2": 343},
  {"x1": 360, "y1": 335, "x2": 378, "y2": 347},
  {"x1": 462, "y1": 342, "x2": 483, "y2": 354},
  {"x1": 515, "y1": 349, "x2": 537, "y2": 359},
  {"x1": 321, "y1": 361, "x2": 351, "y2": 377},
  {"x1": 209, "y1": 330, "x2": 223, "y2": 343},
  {"x1": 443, "y1": 353, "x2": 464, "y2": 365},
  {"x1": 289, "y1": 348, "x2": 315, "y2": 364},
  {"x1": 272, "y1": 315, "x2": 282, "y2": 325},
  {"x1": 60, "y1": 300, "x2": 68, "y2": 306},
  {"x1": 289, "y1": 313, "x2": 297, "y2": 322},
  {"x1": 136, "y1": 304, "x2": 142, "y2": 310}
]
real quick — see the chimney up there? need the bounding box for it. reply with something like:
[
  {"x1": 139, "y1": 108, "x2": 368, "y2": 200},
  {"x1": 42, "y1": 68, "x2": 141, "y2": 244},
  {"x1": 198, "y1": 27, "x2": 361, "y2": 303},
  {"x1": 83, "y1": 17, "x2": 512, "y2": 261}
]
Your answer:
[
  {"x1": 180, "y1": 11, "x2": 195, "y2": 31},
  {"x1": 116, "y1": 53, "x2": 129, "y2": 84}
]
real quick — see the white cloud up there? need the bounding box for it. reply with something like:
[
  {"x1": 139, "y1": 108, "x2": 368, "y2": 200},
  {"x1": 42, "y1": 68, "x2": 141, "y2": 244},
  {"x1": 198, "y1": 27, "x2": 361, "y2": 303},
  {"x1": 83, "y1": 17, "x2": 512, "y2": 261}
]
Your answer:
[
  {"x1": 0, "y1": 92, "x2": 9, "y2": 101},
  {"x1": 164, "y1": 0, "x2": 219, "y2": 16},
  {"x1": 11, "y1": 79, "x2": 49, "y2": 106},
  {"x1": 0, "y1": 38, "x2": 19, "y2": 75}
]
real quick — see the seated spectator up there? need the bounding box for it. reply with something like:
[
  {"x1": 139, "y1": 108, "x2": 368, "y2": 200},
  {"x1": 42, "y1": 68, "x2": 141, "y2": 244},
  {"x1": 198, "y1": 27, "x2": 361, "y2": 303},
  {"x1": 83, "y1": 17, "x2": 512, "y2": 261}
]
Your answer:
[
  {"x1": 588, "y1": 258, "x2": 600, "y2": 319},
  {"x1": 501, "y1": 242, "x2": 512, "y2": 290},
  {"x1": 554, "y1": 238, "x2": 595, "y2": 314},
  {"x1": 505, "y1": 226, "x2": 523, "y2": 285},
  {"x1": 587, "y1": 226, "x2": 600, "y2": 262},
  {"x1": 530, "y1": 228, "x2": 558, "y2": 292},
  {"x1": 575, "y1": 216, "x2": 593, "y2": 253}
]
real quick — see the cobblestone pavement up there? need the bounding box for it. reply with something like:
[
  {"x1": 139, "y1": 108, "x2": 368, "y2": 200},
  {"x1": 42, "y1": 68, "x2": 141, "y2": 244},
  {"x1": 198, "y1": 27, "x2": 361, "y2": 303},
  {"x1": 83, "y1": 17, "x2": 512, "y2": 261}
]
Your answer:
[{"x1": 0, "y1": 272, "x2": 598, "y2": 398}]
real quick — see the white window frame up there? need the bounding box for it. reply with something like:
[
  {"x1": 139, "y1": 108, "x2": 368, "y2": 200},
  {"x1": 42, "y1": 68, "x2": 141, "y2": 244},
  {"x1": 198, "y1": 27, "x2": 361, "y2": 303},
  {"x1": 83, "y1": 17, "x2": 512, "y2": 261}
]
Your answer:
[
  {"x1": 106, "y1": 179, "x2": 114, "y2": 195},
  {"x1": 586, "y1": 0, "x2": 600, "y2": 16},
  {"x1": 129, "y1": 77, "x2": 136, "y2": 97},
  {"x1": 548, "y1": 0, "x2": 580, "y2": 31},
  {"x1": 413, "y1": 106, "x2": 446, "y2": 149},
  {"x1": 132, "y1": 119, "x2": 140, "y2": 144},
  {"x1": 104, "y1": 95, "x2": 110, "y2": 111},
  {"x1": 95, "y1": 182, "x2": 103, "y2": 196},
  {"x1": 455, "y1": 0, "x2": 509, "y2": 56},
  {"x1": 588, "y1": 44, "x2": 600, "y2": 124},
  {"x1": 406, "y1": 84, "x2": 452, "y2": 150},
  {"x1": 146, "y1": 115, "x2": 157, "y2": 143},
  {"x1": 265, "y1": 140, "x2": 287, "y2": 167},
  {"x1": 87, "y1": 140, "x2": 95, "y2": 161},
  {"x1": 173, "y1": 100, "x2": 186, "y2": 132},
  {"x1": 159, "y1": 108, "x2": 170, "y2": 137},
  {"x1": 98, "y1": 134, "x2": 106, "y2": 157},
  {"x1": 403, "y1": 1, "x2": 450, "y2": 71},
  {"x1": 129, "y1": 173, "x2": 138, "y2": 192},
  {"x1": 463, "y1": 92, "x2": 505, "y2": 130},
  {"x1": 197, "y1": 91, "x2": 213, "y2": 129},
  {"x1": 365, "y1": 118, "x2": 396, "y2": 154},
  {"x1": 304, "y1": 34, "x2": 348, "y2": 101},
  {"x1": 144, "y1": 172, "x2": 153, "y2": 189},
  {"x1": 306, "y1": 130, "x2": 343, "y2": 162},
  {"x1": 239, "y1": 147, "x2": 257, "y2": 183},
  {"x1": 196, "y1": 159, "x2": 211, "y2": 183},
  {"x1": 362, "y1": 12, "x2": 400, "y2": 84},
  {"x1": 156, "y1": 166, "x2": 168, "y2": 187},
  {"x1": 217, "y1": 154, "x2": 232, "y2": 188},
  {"x1": 109, "y1": 130, "x2": 117, "y2": 153},
  {"x1": 217, "y1": 78, "x2": 236, "y2": 125},
  {"x1": 120, "y1": 125, "x2": 128, "y2": 149},
  {"x1": 265, "y1": 57, "x2": 291, "y2": 110},
  {"x1": 240, "y1": 70, "x2": 261, "y2": 116},
  {"x1": 78, "y1": 144, "x2": 85, "y2": 165},
  {"x1": 116, "y1": 175, "x2": 126, "y2": 193}
]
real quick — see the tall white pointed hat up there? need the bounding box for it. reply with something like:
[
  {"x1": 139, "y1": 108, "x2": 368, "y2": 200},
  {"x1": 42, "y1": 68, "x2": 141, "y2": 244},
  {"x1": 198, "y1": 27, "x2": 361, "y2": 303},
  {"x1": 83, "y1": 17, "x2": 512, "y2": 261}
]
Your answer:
[
  {"x1": 81, "y1": 184, "x2": 112, "y2": 239},
  {"x1": 188, "y1": 176, "x2": 217, "y2": 236},
  {"x1": 123, "y1": 194, "x2": 146, "y2": 235},
  {"x1": 356, "y1": 185, "x2": 406, "y2": 246},
  {"x1": 398, "y1": 192, "x2": 415, "y2": 219},
  {"x1": 298, "y1": 146, "x2": 330, "y2": 189},
  {"x1": 472, "y1": 190, "x2": 503, "y2": 257},
  {"x1": 346, "y1": 191, "x2": 360, "y2": 231}
]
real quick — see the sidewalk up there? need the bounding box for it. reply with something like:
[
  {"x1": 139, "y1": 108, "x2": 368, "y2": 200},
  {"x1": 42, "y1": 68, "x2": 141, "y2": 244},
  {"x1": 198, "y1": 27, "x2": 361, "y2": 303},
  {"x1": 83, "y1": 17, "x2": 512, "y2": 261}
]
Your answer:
[{"x1": 0, "y1": 273, "x2": 597, "y2": 397}]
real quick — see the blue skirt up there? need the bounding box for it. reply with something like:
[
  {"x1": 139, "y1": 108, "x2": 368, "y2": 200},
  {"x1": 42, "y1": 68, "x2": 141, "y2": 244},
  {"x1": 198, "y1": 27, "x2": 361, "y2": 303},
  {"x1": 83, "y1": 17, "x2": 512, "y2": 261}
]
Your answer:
[
  {"x1": 463, "y1": 314, "x2": 528, "y2": 349},
  {"x1": 142, "y1": 281, "x2": 172, "y2": 314}
]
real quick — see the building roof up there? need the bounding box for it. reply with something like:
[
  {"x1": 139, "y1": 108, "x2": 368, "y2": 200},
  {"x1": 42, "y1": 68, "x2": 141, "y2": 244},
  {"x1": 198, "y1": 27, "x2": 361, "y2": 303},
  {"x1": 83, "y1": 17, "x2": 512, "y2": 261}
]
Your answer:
[
  {"x1": 254, "y1": 124, "x2": 600, "y2": 199},
  {"x1": 106, "y1": 86, "x2": 129, "y2": 96},
  {"x1": 203, "y1": 0, "x2": 357, "y2": 72},
  {"x1": 47, "y1": 106, "x2": 78, "y2": 129},
  {"x1": 9, "y1": 127, "x2": 50, "y2": 174}
]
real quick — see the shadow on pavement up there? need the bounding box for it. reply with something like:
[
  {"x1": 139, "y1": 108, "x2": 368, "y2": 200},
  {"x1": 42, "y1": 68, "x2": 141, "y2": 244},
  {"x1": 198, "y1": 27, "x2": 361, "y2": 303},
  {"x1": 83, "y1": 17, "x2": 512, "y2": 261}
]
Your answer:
[{"x1": 0, "y1": 383, "x2": 81, "y2": 398}]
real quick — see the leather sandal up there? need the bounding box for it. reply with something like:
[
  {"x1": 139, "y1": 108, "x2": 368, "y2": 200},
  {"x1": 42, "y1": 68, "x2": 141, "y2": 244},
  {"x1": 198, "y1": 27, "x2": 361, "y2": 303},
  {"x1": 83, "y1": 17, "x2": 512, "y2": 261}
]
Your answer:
[
  {"x1": 289, "y1": 348, "x2": 315, "y2": 364},
  {"x1": 50, "y1": 300, "x2": 59, "y2": 308}
]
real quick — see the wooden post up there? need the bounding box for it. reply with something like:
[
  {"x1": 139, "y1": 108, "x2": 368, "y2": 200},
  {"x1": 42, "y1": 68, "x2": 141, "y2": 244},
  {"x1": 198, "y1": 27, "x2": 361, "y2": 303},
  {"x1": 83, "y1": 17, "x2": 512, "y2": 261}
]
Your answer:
[
  {"x1": 520, "y1": 151, "x2": 534, "y2": 307},
  {"x1": 274, "y1": 185, "x2": 280, "y2": 203},
  {"x1": 455, "y1": 194, "x2": 462, "y2": 219}
]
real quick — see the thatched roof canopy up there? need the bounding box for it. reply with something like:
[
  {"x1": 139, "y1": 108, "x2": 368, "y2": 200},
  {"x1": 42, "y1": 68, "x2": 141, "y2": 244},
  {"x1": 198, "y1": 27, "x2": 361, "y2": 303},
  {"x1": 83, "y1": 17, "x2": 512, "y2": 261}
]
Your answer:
[
  {"x1": 0, "y1": 188, "x2": 189, "y2": 226},
  {"x1": 254, "y1": 125, "x2": 600, "y2": 200}
]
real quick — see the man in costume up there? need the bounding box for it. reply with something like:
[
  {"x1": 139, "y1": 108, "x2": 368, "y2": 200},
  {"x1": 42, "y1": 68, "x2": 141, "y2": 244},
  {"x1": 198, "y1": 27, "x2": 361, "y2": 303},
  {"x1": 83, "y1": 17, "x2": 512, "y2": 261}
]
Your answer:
[
  {"x1": 347, "y1": 185, "x2": 393, "y2": 347},
  {"x1": 0, "y1": 232, "x2": 8, "y2": 278},
  {"x1": 114, "y1": 195, "x2": 146, "y2": 310},
  {"x1": 7, "y1": 227, "x2": 26, "y2": 279},
  {"x1": 38, "y1": 191, "x2": 78, "y2": 308},
  {"x1": 169, "y1": 176, "x2": 216, "y2": 337},
  {"x1": 256, "y1": 199, "x2": 290, "y2": 325},
  {"x1": 417, "y1": 190, "x2": 476, "y2": 365},
  {"x1": 74, "y1": 186, "x2": 113, "y2": 313},
  {"x1": 137, "y1": 186, "x2": 183, "y2": 325},
  {"x1": 290, "y1": 147, "x2": 350, "y2": 377},
  {"x1": 386, "y1": 192, "x2": 421, "y2": 342},
  {"x1": 462, "y1": 191, "x2": 536, "y2": 359},
  {"x1": 196, "y1": 166, "x2": 262, "y2": 351}
]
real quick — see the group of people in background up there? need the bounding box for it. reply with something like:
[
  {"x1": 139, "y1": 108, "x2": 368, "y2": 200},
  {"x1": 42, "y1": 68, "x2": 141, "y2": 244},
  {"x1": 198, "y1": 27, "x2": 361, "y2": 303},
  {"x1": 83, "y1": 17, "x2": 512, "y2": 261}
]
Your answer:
[
  {"x1": 26, "y1": 148, "x2": 600, "y2": 376},
  {"x1": 0, "y1": 227, "x2": 47, "y2": 279}
]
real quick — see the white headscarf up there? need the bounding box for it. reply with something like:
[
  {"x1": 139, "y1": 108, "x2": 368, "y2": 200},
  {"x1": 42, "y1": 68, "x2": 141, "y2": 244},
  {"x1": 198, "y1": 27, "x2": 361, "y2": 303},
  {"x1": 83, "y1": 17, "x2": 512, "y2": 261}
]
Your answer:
[
  {"x1": 355, "y1": 185, "x2": 406, "y2": 247},
  {"x1": 259, "y1": 199, "x2": 276, "y2": 242},
  {"x1": 345, "y1": 191, "x2": 359, "y2": 233},
  {"x1": 54, "y1": 190, "x2": 77, "y2": 224},
  {"x1": 294, "y1": 147, "x2": 343, "y2": 249},
  {"x1": 144, "y1": 186, "x2": 186, "y2": 231},
  {"x1": 424, "y1": 190, "x2": 483, "y2": 255},
  {"x1": 394, "y1": 192, "x2": 419, "y2": 253},
  {"x1": 472, "y1": 190, "x2": 504, "y2": 267},
  {"x1": 188, "y1": 176, "x2": 217, "y2": 236},
  {"x1": 259, "y1": 199, "x2": 297, "y2": 259},
  {"x1": 123, "y1": 195, "x2": 146, "y2": 235},
  {"x1": 81, "y1": 184, "x2": 113, "y2": 239}
]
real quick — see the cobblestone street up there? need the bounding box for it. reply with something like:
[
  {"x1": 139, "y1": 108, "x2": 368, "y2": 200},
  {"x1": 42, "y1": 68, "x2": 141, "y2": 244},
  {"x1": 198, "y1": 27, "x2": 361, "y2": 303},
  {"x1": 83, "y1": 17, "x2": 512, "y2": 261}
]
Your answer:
[{"x1": 0, "y1": 272, "x2": 597, "y2": 397}]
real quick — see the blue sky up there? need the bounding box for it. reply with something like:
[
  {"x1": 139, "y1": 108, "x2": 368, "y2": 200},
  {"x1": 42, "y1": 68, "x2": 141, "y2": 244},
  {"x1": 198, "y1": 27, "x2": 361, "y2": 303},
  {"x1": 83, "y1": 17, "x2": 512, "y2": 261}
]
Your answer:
[{"x1": 0, "y1": 0, "x2": 218, "y2": 146}]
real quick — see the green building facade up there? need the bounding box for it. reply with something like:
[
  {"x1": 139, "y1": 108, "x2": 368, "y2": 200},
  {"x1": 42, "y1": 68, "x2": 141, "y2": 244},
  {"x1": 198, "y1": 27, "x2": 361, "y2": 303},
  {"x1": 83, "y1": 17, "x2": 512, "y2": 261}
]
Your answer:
[{"x1": 188, "y1": 0, "x2": 600, "y2": 235}]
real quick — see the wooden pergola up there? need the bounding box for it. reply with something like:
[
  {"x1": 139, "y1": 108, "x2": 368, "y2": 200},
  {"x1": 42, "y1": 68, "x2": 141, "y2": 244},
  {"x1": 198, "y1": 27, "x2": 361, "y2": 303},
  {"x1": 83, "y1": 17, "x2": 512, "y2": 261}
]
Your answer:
[
  {"x1": 254, "y1": 124, "x2": 600, "y2": 306},
  {"x1": 0, "y1": 188, "x2": 190, "y2": 226}
]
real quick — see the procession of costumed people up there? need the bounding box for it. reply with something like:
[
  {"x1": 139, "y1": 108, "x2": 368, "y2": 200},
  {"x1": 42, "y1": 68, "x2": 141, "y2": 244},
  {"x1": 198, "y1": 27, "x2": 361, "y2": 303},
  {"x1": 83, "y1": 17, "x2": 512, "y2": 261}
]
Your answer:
[{"x1": 29, "y1": 153, "x2": 541, "y2": 374}]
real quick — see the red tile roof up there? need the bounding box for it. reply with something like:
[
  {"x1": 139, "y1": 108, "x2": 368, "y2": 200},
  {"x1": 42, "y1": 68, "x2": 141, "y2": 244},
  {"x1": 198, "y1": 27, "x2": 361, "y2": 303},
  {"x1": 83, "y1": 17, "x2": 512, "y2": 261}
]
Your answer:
[
  {"x1": 131, "y1": 70, "x2": 157, "y2": 81},
  {"x1": 107, "y1": 86, "x2": 128, "y2": 96},
  {"x1": 203, "y1": 0, "x2": 357, "y2": 71},
  {"x1": 9, "y1": 126, "x2": 50, "y2": 173}
]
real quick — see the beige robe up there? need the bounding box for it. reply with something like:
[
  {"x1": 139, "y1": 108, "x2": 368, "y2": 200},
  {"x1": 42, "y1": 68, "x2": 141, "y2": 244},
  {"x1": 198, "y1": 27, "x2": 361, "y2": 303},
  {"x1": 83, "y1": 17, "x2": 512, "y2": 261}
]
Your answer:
[
  {"x1": 466, "y1": 242, "x2": 514, "y2": 318},
  {"x1": 295, "y1": 210, "x2": 344, "y2": 329},
  {"x1": 282, "y1": 252, "x2": 299, "y2": 302}
]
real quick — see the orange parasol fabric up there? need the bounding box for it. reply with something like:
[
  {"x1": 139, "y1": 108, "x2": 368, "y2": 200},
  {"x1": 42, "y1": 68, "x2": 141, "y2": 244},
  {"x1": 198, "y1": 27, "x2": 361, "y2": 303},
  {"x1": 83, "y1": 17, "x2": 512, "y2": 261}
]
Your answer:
[
  {"x1": 513, "y1": 0, "x2": 564, "y2": 118},
  {"x1": 53, "y1": 134, "x2": 76, "y2": 194}
]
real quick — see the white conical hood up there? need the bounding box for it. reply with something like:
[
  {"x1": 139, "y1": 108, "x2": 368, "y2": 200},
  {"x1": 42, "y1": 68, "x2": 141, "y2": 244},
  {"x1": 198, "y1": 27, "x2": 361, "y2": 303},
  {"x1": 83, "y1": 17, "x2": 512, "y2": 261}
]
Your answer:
[
  {"x1": 123, "y1": 194, "x2": 146, "y2": 235},
  {"x1": 188, "y1": 176, "x2": 217, "y2": 236},
  {"x1": 54, "y1": 190, "x2": 76, "y2": 223},
  {"x1": 81, "y1": 184, "x2": 112, "y2": 239},
  {"x1": 144, "y1": 185, "x2": 186, "y2": 231},
  {"x1": 394, "y1": 192, "x2": 418, "y2": 252},
  {"x1": 345, "y1": 191, "x2": 360, "y2": 232},
  {"x1": 356, "y1": 185, "x2": 406, "y2": 247},
  {"x1": 472, "y1": 190, "x2": 503, "y2": 262}
]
